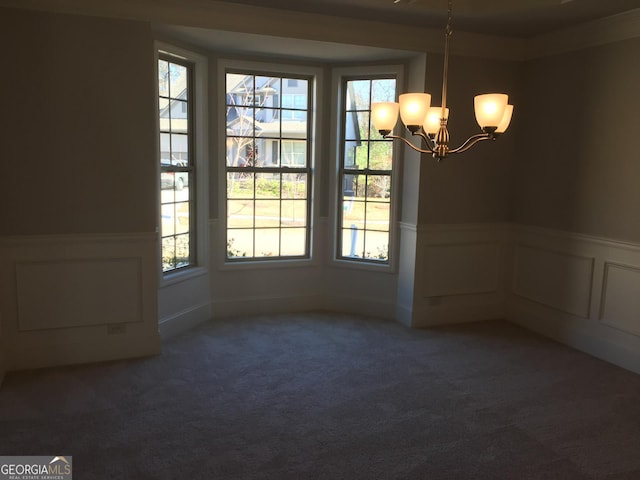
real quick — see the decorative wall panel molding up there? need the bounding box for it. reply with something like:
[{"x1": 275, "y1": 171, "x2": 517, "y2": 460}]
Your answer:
[
  {"x1": 512, "y1": 244, "x2": 594, "y2": 319},
  {"x1": 424, "y1": 241, "x2": 500, "y2": 298},
  {"x1": 600, "y1": 262, "x2": 640, "y2": 337},
  {"x1": 17, "y1": 258, "x2": 142, "y2": 331},
  {"x1": 413, "y1": 223, "x2": 511, "y2": 327},
  {"x1": 509, "y1": 225, "x2": 640, "y2": 375},
  {"x1": 0, "y1": 232, "x2": 159, "y2": 371}
]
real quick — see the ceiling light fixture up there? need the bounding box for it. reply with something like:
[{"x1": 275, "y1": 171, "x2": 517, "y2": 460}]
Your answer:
[{"x1": 371, "y1": 0, "x2": 514, "y2": 161}]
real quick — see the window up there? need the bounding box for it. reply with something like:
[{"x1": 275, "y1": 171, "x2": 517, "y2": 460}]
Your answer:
[
  {"x1": 225, "y1": 72, "x2": 312, "y2": 260},
  {"x1": 158, "y1": 56, "x2": 195, "y2": 272},
  {"x1": 338, "y1": 77, "x2": 396, "y2": 263}
]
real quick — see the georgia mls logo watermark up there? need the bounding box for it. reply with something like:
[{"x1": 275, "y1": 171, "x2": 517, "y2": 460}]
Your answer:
[{"x1": 0, "y1": 456, "x2": 72, "y2": 480}]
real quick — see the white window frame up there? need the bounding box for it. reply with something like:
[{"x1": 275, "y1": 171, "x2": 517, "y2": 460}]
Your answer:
[
  {"x1": 217, "y1": 58, "x2": 323, "y2": 270},
  {"x1": 329, "y1": 64, "x2": 404, "y2": 273},
  {"x1": 156, "y1": 42, "x2": 209, "y2": 286}
]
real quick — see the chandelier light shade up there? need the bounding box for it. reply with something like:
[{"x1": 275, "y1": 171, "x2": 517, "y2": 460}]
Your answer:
[
  {"x1": 371, "y1": 0, "x2": 514, "y2": 161},
  {"x1": 399, "y1": 93, "x2": 432, "y2": 128},
  {"x1": 496, "y1": 104, "x2": 514, "y2": 134},
  {"x1": 370, "y1": 102, "x2": 400, "y2": 132},
  {"x1": 474, "y1": 93, "x2": 509, "y2": 129},
  {"x1": 423, "y1": 106, "x2": 449, "y2": 135}
]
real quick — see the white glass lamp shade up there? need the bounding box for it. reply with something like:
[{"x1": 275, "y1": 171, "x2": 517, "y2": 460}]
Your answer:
[
  {"x1": 371, "y1": 102, "x2": 400, "y2": 132},
  {"x1": 399, "y1": 93, "x2": 431, "y2": 127},
  {"x1": 423, "y1": 107, "x2": 450, "y2": 135},
  {"x1": 474, "y1": 93, "x2": 508, "y2": 129},
  {"x1": 496, "y1": 104, "x2": 514, "y2": 134}
]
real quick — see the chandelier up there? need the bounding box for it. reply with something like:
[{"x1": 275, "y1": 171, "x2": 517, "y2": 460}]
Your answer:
[{"x1": 371, "y1": 0, "x2": 514, "y2": 161}]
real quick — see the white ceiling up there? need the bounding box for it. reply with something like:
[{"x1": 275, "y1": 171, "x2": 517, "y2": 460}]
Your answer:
[{"x1": 216, "y1": 0, "x2": 640, "y2": 38}]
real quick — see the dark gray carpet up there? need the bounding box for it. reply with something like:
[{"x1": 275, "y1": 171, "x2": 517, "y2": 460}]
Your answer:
[{"x1": 2, "y1": 313, "x2": 640, "y2": 479}]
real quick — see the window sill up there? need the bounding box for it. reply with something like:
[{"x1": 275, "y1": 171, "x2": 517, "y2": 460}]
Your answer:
[
  {"x1": 329, "y1": 257, "x2": 396, "y2": 274},
  {"x1": 160, "y1": 265, "x2": 209, "y2": 288},
  {"x1": 218, "y1": 257, "x2": 317, "y2": 271}
]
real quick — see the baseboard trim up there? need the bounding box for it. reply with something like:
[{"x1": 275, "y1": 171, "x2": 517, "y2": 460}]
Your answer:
[
  {"x1": 159, "y1": 301, "x2": 212, "y2": 339},
  {"x1": 6, "y1": 333, "x2": 161, "y2": 372},
  {"x1": 412, "y1": 301, "x2": 505, "y2": 328},
  {"x1": 510, "y1": 298, "x2": 640, "y2": 375},
  {"x1": 323, "y1": 295, "x2": 396, "y2": 320},
  {"x1": 212, "y1": 294, "x2": 324, "y2": 318}
]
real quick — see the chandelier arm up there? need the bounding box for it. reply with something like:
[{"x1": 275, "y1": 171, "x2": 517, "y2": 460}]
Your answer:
[
  {"x1": 411, "y1": 129, "x2": 437, "y2": 150},
  {"x1": 448, "y1": 133, "x2": 492, "y2": 154},
  {"x1": 383, "y1": 133, "x2": 435, "y2": 155}
]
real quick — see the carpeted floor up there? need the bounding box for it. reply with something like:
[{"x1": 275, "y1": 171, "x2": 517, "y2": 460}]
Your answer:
[{"x1": 1, "y1": 313, "x2": 640, "y2": 479}]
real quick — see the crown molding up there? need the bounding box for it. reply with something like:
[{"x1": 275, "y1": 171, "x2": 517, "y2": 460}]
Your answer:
[
  {"x1": 526, "y1": 8, "x2": 640, "y2": 59},
  {"x1": 1, "y1": 0, "x2": 638, "y2": 61},
  {"x1": 0, "y1": 0, "x2": 524, "y2": 61}
]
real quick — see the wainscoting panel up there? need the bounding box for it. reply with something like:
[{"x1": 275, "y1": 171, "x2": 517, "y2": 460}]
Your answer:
[
  {"x1": 513, "y1": 245, "x2": 594, "y2": 319},
  {"x1": 508, "y1": 226, "x2": 640, "y2": 374},
  {"x1": 17, "y1": 258, "x2": 141, "y2": 331},
  {"x1": 413, "y1": 224, "x2": 511, "y2": 327},
  {"x1": 424, "y1": 241, "x2": 499, "y2": 298},
  {"x1": 600, "y1": 262, "x2": 640, "y2": 337},
  {"x1": 0, "y1": 233, "x2": 160, "y2": 371}
]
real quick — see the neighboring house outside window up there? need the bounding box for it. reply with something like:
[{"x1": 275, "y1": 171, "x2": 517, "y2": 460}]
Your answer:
[
  {"x1": 225, "y1": 72, "x2": 312, "y2": 260},
  {"x1": 338, "y1": 76, "x2": 396, "y2": 263},
  {"x1": 158, "y1": 56, "x2": 195, "y2": 272}
]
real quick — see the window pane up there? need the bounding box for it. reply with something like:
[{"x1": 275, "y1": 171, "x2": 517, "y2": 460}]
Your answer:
[
  {"x1": 162, "y1": 236, "x2": 176, "y2": 271},
  {"x1": 344, "y1": 111, "x2": 361, "y2": 141},
  {"x1": 256, "y1": 172, "x2": 280, "y2": 198},
  {"x1": 159, "y1": 98, "x2": 170, "y2": 131},
  {"x1": 175, "y1": 234, "x2": 190, "y2": 267},
  {"x1": 281, "y1": 228, "x2": 306, "y2": 256},
  {"x1": 342, "y1": 226, "x2": 365, "y2": 258},
  {"x1": 159, "y1": 57, "x2": 195, "y2": 273},
  {"x1": 366, "y1": 175, "x2": 391, "y2": 200},
  {"x1": 227, "y1": 172, "x2": 254, "y2": 198},
  {"x1": 169, "y1": 63, "x2": 188, "y2": 100},
  {"x1": 369, "y1": 141, "x2": 393, "y2": 170},
  {"x1": 354, "y1": 111, "x2": 370, "y2": 141},
  {"x1": 364, "y1": 231, "x2": 389, "y2": 261},
  {"x1": 344, "y1": 143, "x2": 368, "y2": 170},
  {"x1": 255, "y1": 200, "x2": 280, "y2": 227},
  {"x1": 281, "y1": 200, "x2": 306, "y2": 227},
  {"x1": 175, "y1": 202, "x2": 190, "y2": 234},
  {"x1": 228, "y1": 200, "x2": 254, "y2": 228},
  {"x1": 371, "y1": 79, "x2": 396, "y2": 103},
  {"x1": 255, "y1": 229, "x2": 280, "y2": 257},
  {"x1": 366, "y1": 201, "x2": 390, "y2": 231},
  {"x1": 158, "y1": 60, "x2": 169, "y2": 97},
  {"x1": 226, "y1": 107, "x2": 254, "y2": 136},
  {"x1": 225, "y1": 70, "x2": 311, "y2": 261},
  {"x1": 227, "y1": 229, "x2": 253, "y2": 257},
  {"x1": 161, "y1": 204, "x2": 175, "y2": 236},
  {"x1": 171, "y1": 100, "x2": 188, "y2": 133},
  {"x1": 282, "y1": 140, "x2": 306, "y2": 167},
  {"x1": 346, "y1": 80, "x2": 370, "y2": 110},
  {"x1": 226, "y1": 138, "x2": 254, "y2": 167},
  {"x1": 254, "y1": 138, "x2": 272, "y2": 167},
  {"x1": 338, "y1": 76, "x2": 395, "y2": 264},
  {"x1": 282, "y1": 173, "x2": 306, "y2": 199},
  {"x1": 171, "y1": 134, "x2": 188, "y2": 164},
  {"x1": 256, "y1": 76, "x2": 280, "y2": 103}
]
